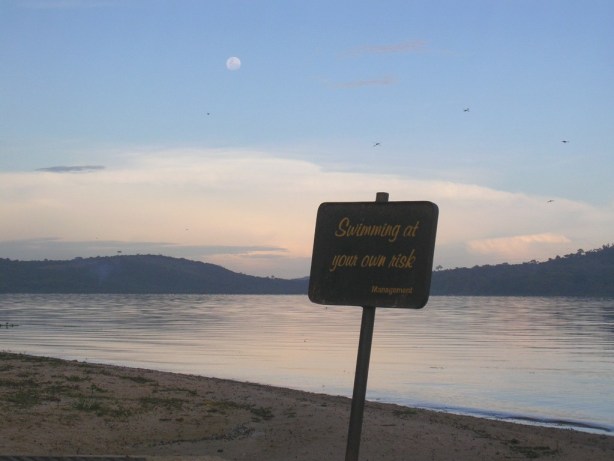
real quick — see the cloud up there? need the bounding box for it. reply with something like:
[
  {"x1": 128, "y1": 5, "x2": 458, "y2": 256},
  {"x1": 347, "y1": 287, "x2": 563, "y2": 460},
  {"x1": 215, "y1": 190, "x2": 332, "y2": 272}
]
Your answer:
[
  {"x1": 343, "y1": 40, "x2": 428, "y2": 57},
  {"x1": 332, "y1": 76, "x2": 397, "y2": 89},
  {"x1": 0, "y1": 238, "x2": 286, "y2": 262},
  {"x1": 2, "y1": 148, "x2": 613, "y2": 276},
  {"x1": 36, "y1": 165, "x2": 105, "y2": 173},
  {"x1": 467, "y1": 233, "x2": 572, "y2": 262},
  {"x1": 19, "y1": 0, "x2": 118, "y2": 9}
]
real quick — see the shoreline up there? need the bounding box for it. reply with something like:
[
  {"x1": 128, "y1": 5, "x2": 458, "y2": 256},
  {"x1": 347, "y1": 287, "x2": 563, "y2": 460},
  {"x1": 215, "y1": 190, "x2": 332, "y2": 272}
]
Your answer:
[
  {"x1": 7, "y1": 351, "x2": 612, "y2": 437},
  {"x1": 407, "y1": 405, "x2": 614, "y2": 436},
  {"x1": 1, "y1": 352, "x2": 613, "y2": 460}
]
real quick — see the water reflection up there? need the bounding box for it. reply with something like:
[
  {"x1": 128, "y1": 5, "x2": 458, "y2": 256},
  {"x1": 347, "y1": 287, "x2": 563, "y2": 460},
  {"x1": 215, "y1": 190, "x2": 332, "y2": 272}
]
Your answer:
[{"x1": 1, "y1": 294, "x2": 612, "y2": 432}]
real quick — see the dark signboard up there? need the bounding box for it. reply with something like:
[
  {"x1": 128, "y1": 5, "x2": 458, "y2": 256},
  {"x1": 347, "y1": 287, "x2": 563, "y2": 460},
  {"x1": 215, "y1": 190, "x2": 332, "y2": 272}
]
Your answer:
[{"x1": 309, "y1": 201, "x2": 438, "y2": 309}]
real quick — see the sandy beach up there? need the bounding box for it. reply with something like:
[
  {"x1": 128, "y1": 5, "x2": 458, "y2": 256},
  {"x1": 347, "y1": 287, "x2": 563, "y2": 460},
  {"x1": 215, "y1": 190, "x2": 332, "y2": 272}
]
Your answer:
[{"x1": 1, "y1": 352, "x2": 612, "y2": 460}]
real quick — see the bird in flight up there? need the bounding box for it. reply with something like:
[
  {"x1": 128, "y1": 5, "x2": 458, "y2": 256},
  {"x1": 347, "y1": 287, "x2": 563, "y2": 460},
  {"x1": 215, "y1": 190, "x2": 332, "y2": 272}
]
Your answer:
[
  {"x1": 547, "y1": 200, "x2": 554, "y2": 203},
  {"x1": 373, "y1": 142, "x2": 381, "y2": 147},
  {"x1": 561, "y1": 140, "x2": 569, "y2": 143},
  {"x1": 464, "y1": 108, "x2": 470, "y2": 112}
]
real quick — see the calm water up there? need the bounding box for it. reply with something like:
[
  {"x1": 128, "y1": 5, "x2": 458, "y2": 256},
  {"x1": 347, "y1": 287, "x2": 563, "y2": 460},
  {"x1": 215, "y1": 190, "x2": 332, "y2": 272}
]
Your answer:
[{"x1": 1, "y1": 294, "x2": 613, "y2": 433}]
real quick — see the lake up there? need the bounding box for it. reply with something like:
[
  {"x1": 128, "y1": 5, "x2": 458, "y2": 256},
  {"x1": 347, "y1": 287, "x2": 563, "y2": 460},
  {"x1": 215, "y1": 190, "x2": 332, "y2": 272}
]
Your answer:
[{"x1": 1, "y1": 294, "x2": 612, "y2": 434}]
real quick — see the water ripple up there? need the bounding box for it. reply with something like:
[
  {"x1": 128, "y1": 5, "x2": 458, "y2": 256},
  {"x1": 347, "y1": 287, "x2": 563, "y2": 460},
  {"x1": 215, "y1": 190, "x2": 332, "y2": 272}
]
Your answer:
[{"x1": 1, "y1": 294, "x2": 612, "y2": 433}]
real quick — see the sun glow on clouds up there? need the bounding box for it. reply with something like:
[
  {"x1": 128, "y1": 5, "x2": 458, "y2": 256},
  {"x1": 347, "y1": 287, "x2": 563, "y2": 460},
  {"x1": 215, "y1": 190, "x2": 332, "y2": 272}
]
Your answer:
[
  {"x1": 1, "y1": 148, "x2": 613, "y2": 277},
  {"x1": 468, "y1": 233, "x2": 572, "y2": 262}
]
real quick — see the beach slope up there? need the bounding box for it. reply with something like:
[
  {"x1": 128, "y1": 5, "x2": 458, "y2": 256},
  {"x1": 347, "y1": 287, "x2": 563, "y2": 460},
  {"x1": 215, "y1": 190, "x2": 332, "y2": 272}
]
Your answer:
[{"x1": 1, "y1": 352, "x2": 612, "y2": 460}]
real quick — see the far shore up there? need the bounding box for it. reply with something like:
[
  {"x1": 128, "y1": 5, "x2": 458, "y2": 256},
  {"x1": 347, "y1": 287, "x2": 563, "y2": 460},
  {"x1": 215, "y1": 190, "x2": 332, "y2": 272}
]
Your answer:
[{"x1": 1, "y1": 352, "x2": 613, "y2": 461}]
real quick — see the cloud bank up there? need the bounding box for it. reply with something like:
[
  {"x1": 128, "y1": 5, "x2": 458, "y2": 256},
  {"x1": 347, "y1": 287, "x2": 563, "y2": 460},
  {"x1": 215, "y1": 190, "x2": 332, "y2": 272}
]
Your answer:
[
  {"x1": 333, "y1": 76, "x2": 397, "y2": 89},
  {"x1": 343, "y1": 40, "x2": 427, "y2": 57},
  {"x1": 36, "y1": 165, "x2": 106, "y2": 173},
  {"x1": 2, "y1": 148, "x2": 613, "y2": 277}
]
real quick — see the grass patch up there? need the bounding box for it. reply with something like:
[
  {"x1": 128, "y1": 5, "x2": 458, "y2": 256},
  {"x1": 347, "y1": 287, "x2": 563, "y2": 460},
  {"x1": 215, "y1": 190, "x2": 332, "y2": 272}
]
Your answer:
[
  {"x1": 6, "y1": 389, "x2": 41, "y2": 407},
  {"x1": 0, "y1": 378, "x2": 35, "y2": 389},
  {"x1": 73, "y1": 397, "x2": 132, "y2": 418},
  {"x1": 2, "y1": 353, "x2": 62, "y2": 366},
  {"x1": 203, "y1": 399, "x2": 270, "y2": 420},
  {"x1": 66, "y1": 374, "x2": 89, "y2": 382},
  {"x1": 250, "y1": 406, "x2": 274, "y2": 421},
  {"x1": 157, "y1": 386, "x2": 198, "y2": 397},
  {"x1": 214, "y1": 399, "x2": 252, "y2": 413},
  {"x1": 507, "y1": 441, "x2": 559, "y2": 459},
  {"x1": 44, "y1": 383, "x2": 79, "y2": 400},
  {"x1": 139, "y1": 396, "x2": 185, "y2": 411},
  {"x1": 120, "y1": 375, "x2": 157, "y2": 385},
  {"x1": 393, "y1": 408, "x2": 417, "y2": 419},
  {"x1": 74, "y1": 397, "x2": 104, "y2": 413},
  {"x1": 77, "y1": 363, "x2": 109, "y2": 373},
  {"x1": 89, "y1": 383, "x2": 106, "y2": 394}
]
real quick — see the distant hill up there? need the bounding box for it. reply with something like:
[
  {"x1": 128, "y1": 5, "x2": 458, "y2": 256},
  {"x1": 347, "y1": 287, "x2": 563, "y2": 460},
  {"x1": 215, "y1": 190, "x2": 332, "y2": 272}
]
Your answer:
[
  {"x1": 1, "y1": 244, "x2": 613, "y2": 296},
  {"x1": 430, "y1": 244, "x2": 614, "y2": 297},
  {"x1": 0, "y1": 255, "x2": 308, "y2": 294}
]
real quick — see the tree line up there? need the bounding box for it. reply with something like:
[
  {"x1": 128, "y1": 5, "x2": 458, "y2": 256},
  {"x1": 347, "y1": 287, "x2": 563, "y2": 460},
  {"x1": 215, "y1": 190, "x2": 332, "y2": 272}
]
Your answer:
[
  {"x1": 1, "y1": 244, "x2": 613, "y2": 297},
  {"x1": 430, "y1": 244, "x2": 614, "y2": 297}
]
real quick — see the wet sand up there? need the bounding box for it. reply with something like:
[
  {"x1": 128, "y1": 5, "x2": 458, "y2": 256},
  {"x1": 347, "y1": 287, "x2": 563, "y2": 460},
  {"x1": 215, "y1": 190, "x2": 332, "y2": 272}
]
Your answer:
[{"x1": 1, "y1": 352, "x2": 612, "y2": 460}]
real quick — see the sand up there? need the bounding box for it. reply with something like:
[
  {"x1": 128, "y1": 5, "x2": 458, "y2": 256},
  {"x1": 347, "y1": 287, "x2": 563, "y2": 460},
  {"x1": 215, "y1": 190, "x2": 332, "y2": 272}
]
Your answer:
[{"x1": 0, "y1": 352, "x2": 612, "y2": 460}]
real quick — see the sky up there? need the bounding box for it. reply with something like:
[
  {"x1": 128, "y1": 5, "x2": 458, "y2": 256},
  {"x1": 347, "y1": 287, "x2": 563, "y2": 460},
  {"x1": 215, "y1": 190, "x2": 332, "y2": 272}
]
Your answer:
[{"x1": 1, "y1": 0, "x2": 613, "y2": 278}]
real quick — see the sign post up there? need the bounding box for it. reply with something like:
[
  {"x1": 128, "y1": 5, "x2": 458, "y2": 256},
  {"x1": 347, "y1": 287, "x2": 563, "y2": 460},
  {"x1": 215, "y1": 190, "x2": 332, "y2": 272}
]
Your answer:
[
  {"x1": 308, "y1": 192, "x2": 438, "y2": 461},
  {"x1": 346, "y1": 303, "x2": 375, "y2": 461}
]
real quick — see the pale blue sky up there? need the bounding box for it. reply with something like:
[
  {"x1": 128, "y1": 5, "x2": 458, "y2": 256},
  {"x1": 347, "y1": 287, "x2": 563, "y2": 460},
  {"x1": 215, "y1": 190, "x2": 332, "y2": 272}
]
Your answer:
[{"x1": 1, "y1": 0, "x2": 613, "y2": 277}]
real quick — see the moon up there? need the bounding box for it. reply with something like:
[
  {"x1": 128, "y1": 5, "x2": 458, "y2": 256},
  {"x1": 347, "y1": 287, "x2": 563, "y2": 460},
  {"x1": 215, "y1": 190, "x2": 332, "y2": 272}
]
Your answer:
[{"x1": 226, "y1": 56, "x2": 241, "y2": 71}]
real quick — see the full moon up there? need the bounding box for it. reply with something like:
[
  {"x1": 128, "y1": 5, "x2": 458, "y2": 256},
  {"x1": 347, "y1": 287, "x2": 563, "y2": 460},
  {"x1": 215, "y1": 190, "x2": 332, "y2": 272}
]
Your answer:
[{"x1": 226, "y1": 56, "x2": 241, "y2": 71}]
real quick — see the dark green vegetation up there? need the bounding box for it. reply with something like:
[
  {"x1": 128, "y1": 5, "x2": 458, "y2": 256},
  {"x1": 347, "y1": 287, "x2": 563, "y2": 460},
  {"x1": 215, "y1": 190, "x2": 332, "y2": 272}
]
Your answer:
[
  {"x1": 1, "y1": 244, "x2": 613, "y2": 296},
  {"x1": 431, "y1": 244, "x2": 614, "y2": 297},
  {"x1": 0, "y1": 254, "x2": 308, "y2": 294}
]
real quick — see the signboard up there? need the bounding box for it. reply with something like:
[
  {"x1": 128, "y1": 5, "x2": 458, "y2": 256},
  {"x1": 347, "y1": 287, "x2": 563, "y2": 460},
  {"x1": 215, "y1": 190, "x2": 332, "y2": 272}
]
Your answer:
[{"x1": 308, "y1": 200, "x2": 438, "y2": 309}]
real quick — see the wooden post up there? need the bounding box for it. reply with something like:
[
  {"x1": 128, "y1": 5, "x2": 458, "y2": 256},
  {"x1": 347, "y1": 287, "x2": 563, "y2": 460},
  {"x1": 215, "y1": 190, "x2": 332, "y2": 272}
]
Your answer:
[{"x1": 345, "y1": 192, "x2": 388, "y2": 461}]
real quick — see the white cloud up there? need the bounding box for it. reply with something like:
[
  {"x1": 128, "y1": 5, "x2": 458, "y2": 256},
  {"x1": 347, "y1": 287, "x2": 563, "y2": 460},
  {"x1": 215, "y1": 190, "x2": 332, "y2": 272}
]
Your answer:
[
  {"x1": 343, "y1": 40, "x2": 428, "y2": 57},
  {"x1": 0, "y1": 238, "x2": 285, "y2": 262},
  {"x1": 332, "y1": 76, "x2": 397, "y2": 89},
  {"x1": 19, "y1": 0, "x2": 118, "y2": 9},
  {"x1": 467, "y1": 233, "x2": 572, "y2": 262},
  {"x1": 36, "y1": 165, "x2": 105, "y2": 173},
  {"x1": 1, "y1": 148, "x2": 613, "y2": 276}
]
